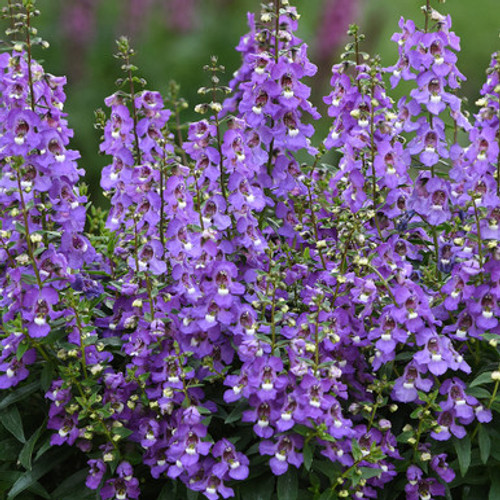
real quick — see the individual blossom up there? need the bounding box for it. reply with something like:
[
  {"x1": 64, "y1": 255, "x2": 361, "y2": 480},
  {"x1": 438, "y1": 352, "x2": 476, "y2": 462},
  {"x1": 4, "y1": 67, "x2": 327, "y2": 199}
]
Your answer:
[
  {"x1": 100, "y1": 462, "x2": 140, "y2": 500},
  {"x1": 259, "y1": 434, "x2": 303, "y2": 475}
]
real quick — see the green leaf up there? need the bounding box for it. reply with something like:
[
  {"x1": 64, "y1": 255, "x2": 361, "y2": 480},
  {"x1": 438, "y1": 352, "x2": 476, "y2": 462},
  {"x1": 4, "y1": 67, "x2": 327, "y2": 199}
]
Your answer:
[
  {"x1": 0, "y1": 381, "x2": 40, "y2": 411},
  {"x1": 318, "y1": 489, "x2": 334, "y2": 500},
  {"x1": 351, "y1": 439, "x2": 362, "y2": 462},
  {"x1": 490, "y1": 473, "x2": 500, "y2": 500},
  {"x1": 303, "y1": 441, "x2": 313, "y2": 471},
  {"x1": 224, "y1": 402, "x2": 246, "y2": 424},
  {"x1": 0, "y1": 406, "x2": 25, "y2": 443},
  {"x1": 50, "y1": 469, "x2": 93, "y2": 499},
  {"x1": 240, "y1": 475, "x2": 275, "y2": 500},
  {"x1": 112, "y1": 426, "x2": 133, "y2": 439},
  {"x1": 18, "y1": 425, "x2": 43, "y2": 470},
  {"x1": 16, "y1": 342, "x2": 31, "y2": 361},
  {"x1": 470, "y1": 372, "x2": 494, "y2": 388},
  {"x1": 7, "y1": 447, "x2": 71, "y2": 499},
  {"x1": 478, "y1": 425, "x2": 491, "y2": 465},
  {"x1": 158, "y1": 482, "x2": 176, "y2": 500},
  {"x1": 466, "y1": 387, "x2": 491, "y2": 399},
  {"x1": 24, "y1": 481, "x2": 51, "y2": 499},
  {"x1": 40, "y1": 363, "x2": 55, "y2": 393},
  {"x1": 0, "y1": 438, "x2": 22, "y2": 462},
  {"x1": 21, "y1": 274, "x2": 38, "y2": 285},
  {"x1": 186, "y1": 489, "x2": 199, "y2": 500},
  {"x1": 33, "y1": 436, "x2": 52, "y2": 462},
  {"x1": 277, "y1": 467, "x2": 298, "y2": 500},
  {"x1": 359, "y1": 467, "x2": 381, "y2": 480},
  {"x1": 314, "y1": 460, "x2": 338, "y2": 482},
  {"x1": 293, "y1": 425, "x2": 311, "y2": 437},
  {"x1": 454, "y1": 435, "x2": 471, "y2": 477}
]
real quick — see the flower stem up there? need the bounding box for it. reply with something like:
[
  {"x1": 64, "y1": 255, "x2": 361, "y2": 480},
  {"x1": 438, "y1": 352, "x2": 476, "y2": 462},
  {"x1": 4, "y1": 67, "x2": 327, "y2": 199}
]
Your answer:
[
  {"x1": 72, "y1": 301, "x2": 88, "y2": 379},
  {"x1": 472, "y1": 198, "x2": 484, "y2": 274},
  {"x1": 125, "y1": 53, "x2": 142, "y2": 165},
  {"x1": 424, "y1": 0, "x2": 431, "y2": 33},
  {"x1": 15, "y1": 167, "x2": 42, "y2": 289},
  {"x1": 307, "y1": 184, "x2": 327, "y2": 270},
  {"x1": 274, "y1": 0, "x2": 280, "y2": 63},
  {"x1": 25, "y1": 6, "x2": 36, "y2": 112}
]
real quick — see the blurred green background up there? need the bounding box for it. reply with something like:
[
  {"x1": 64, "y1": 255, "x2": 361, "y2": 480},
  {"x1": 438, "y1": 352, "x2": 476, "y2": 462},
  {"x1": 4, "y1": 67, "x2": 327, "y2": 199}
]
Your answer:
[{"x1": 6, "y1": 0, "x2": 500, "y2": 205}]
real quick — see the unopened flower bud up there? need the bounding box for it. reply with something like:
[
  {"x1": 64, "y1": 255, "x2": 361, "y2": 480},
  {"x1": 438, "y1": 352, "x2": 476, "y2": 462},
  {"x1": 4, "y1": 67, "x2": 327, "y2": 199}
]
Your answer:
[
  {"x1": 30, "y1": 233, "x2": 43, "y2": 243},
  {"x1": 90, "y1": 364, "x2": 103, "y2": 375},
  {"x1": 209, "y1": 102, "x2": 222, "y2": 112}
]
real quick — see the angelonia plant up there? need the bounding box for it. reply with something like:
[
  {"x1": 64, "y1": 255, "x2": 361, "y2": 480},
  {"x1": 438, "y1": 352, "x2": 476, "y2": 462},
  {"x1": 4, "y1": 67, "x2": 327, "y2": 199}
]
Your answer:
[{"x1": 1, "y1": 0, "x2": 500, "y2": 499}]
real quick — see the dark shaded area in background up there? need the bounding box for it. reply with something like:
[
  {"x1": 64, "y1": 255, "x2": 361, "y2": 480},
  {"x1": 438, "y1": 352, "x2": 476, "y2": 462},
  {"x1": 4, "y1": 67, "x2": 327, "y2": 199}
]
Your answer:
[{"x1": 4, "y1": 0, "x2": 499, "y2": 206}]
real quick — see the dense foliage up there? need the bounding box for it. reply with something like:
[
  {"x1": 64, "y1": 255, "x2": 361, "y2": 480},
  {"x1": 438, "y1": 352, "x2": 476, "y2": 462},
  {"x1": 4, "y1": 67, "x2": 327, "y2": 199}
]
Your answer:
[{"x1": 1, "y1": 1, "x2": 500, "y2": 499}]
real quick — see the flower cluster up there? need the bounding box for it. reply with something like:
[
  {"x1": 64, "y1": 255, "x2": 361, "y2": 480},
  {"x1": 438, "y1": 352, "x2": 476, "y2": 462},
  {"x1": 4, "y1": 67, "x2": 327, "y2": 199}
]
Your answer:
[
  {"x1": 0, "y1": 37, "x2": 97, "y2": 392},
  {"x1": 1, "y1": 1, "x2": 500, "y2": 500}
]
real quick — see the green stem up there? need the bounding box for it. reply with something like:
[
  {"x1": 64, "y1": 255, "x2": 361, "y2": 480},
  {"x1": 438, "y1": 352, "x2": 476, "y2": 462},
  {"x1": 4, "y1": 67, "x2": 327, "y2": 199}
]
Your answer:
[
  {"x1": 22, "y1": 329, "x2": 50, "y2": 362},
  {"x1": 313, "y1": 309, "x2": 321, "y2": 375},
  {"x1": 72, "y1": 302, "x2": 88, "y2": 379},
  {"x1": 145, "y1": 275, "x2": 155, "y2": 319},
  {"x1": 159, "y1": 156, "x2": 166, "y2": 247},
  {"x1": 330, "y1": 452, "x2": 374, "y2": 494},
  {"x1": 424, "y1": 0, "x2": 431, "y2": 33},
  {"x1": 25, "y1": 7, "x2": 36, "y2": 111},
  {"x1": 213, "y1": 96, "x2": 228, "y2": 205},
  {"x1": 472, "y1": 198, "x2": 484, "y2": 274},
  {"x1": 270, "y1": 286, "x2": 278, "y2": 355},
  {"x1": 133, "y1": 218, "x2": 140, "y2": 274},
  {"x1": 307, "y1": 184, "x2": 327, "y2": 270},
  {"x1": 367, "y1": 264, "x2": 398, "y2": 305},
  {"x1": 274, "y1": 0, "x2": 280, "y2": 63},
  {"x1": 174, "y1": 99, "x2": 189, "y2": 166},
  {"x1": 488, "y1": 378, "x2": 500, "y2": 410},
  {"x1": 7, "y1": 0, "x2": 16, "y2": 39},
  {"x1": 369, "y1": 81, "x2": 383, "y2": 240},
  {"x1": 72, "y1": 378, "x2": 119, "y2": 450},
  {"x1": 432, "y1": 227, "x2": 441, "y2": 281},
  {"x1": 15, "y1": 168, "x2": 42, "y2": 289},
  {"x1": 126, "y1": 54, "x2": 141, "y2": 164}
]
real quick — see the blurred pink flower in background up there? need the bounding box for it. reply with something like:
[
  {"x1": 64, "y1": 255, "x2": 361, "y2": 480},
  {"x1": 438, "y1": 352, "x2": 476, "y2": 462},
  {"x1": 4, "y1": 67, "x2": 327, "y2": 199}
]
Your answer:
[
  {"x1": 316, "y1": 0, "x2": 361, "y2": 63},
  {"x1": 60, "y1": 0, "x2": 198, "y2": 79},
  {"x1": 62, "y1": 0, "x2": 98, "y2": 45},
  {"x1": 167, "y1": 0, "x2": 197, "y2": 32}
]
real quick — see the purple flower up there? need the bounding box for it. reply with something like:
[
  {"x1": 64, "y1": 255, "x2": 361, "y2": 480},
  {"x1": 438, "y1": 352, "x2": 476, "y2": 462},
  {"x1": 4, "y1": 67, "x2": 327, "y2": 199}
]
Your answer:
[
  {"x1": 431, "y1": 409, "x2": 465, "y2": 441},
  {"x1": 86, "y1": 459, "x2": 106, "y2": 490},
  {"x1": 392, "y1": 362, "x2": 433, "y2": 403},
  {"x1": 212, "y1": 439, "x2": 249, "y2": 481},
  {"x1": 0, "y1": 348, "x2": 36, "y2": 389},
  {"x1": 202, "y1": 474, "x2": 234, "y2": 500},
  {"x1": 100, "y1": 462, "x2": 140, "y2": 500},
  {"x1": 431, "y1": 453, "x2": 455, "y2": 483},
  {"x1": 259, "y1": 434, "x2": 303, "y2": 475},
  {"x1": 48, "y1": 413, "x2": 80, "y2": 446}
]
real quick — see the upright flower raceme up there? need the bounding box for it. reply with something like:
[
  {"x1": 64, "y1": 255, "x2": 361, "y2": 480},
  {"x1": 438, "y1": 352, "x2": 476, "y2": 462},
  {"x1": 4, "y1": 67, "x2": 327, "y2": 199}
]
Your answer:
[
  {"x1": 0, "y1": 45, "x2": 94, "y2": 392},
  {"x1": 2, "y1": 2, "x2": 500, "y2": 500}
]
